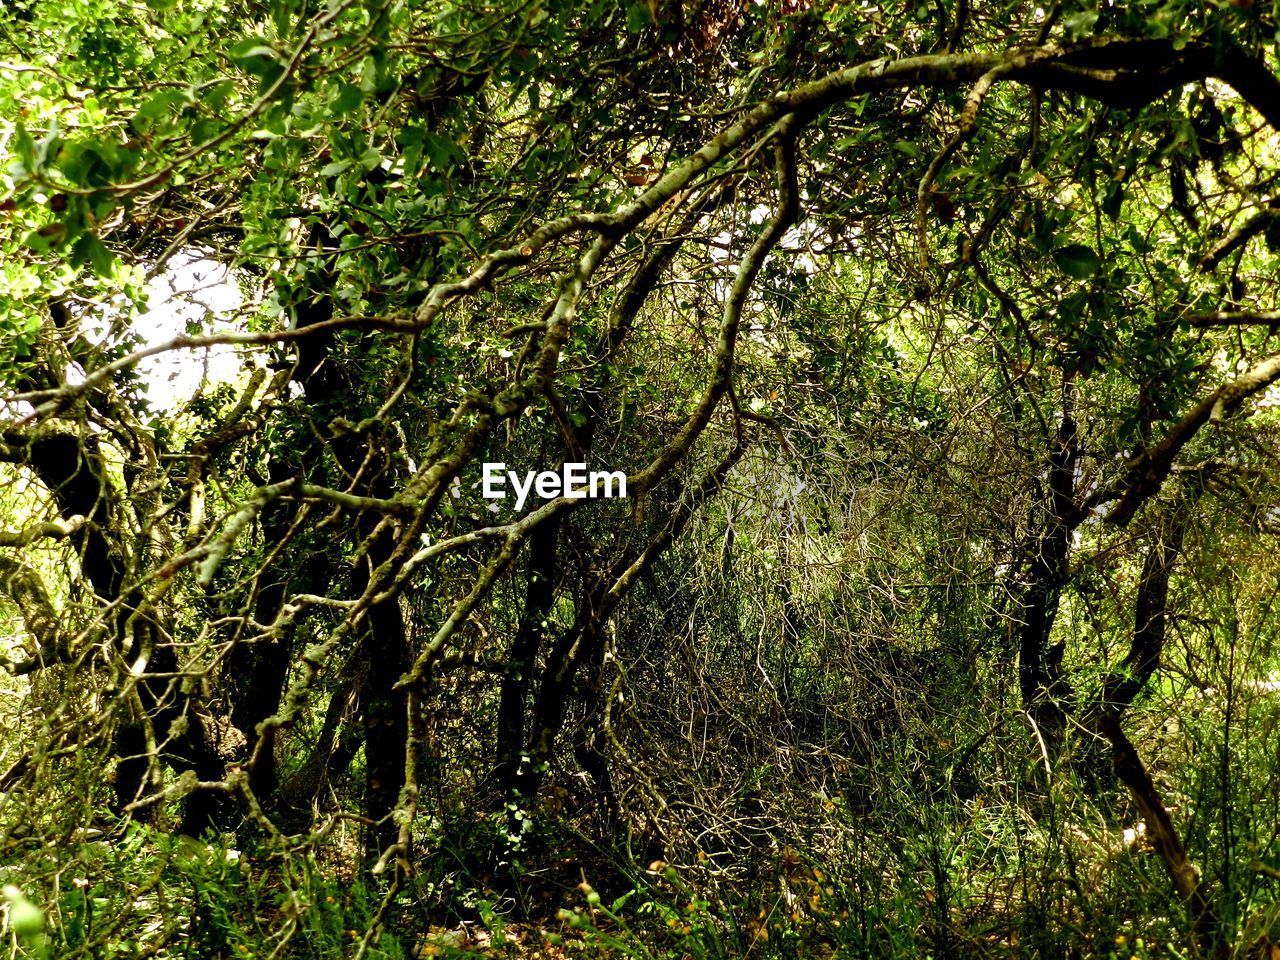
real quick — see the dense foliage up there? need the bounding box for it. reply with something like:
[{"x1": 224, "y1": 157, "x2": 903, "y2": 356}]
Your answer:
[{"x1": 5, "y1": 0, "x2": 1280, "y2": 956}]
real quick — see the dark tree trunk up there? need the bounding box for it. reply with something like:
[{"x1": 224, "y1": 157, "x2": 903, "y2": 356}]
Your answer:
[
  {"x1": 495, "y1": 516, "x2": 561, "y2": 800},
  {"x1": 278, "y1": 653, "x2": 367, "y2": 817},
  {"x1": 519, "y1": 615, "x2": 599, "y2": 805},
  {"x1": 359, "y1": 522, "x2": 412, "y2": 863},
  {"x1": 224, "y1": 288, "x2": 342, "y2": 812},
  {"x1": 1079, "y1": 488, "x2": 1200, "y2": 792},
  {"x1": 226, "y1": 458, "x2": 326, "y2": 805},
  {"x1": 1016, "y1": 407, "x2": 1079, "y2": 758},
  {"x1": 1100, "y1": 510, "x2": 1190, "y2": 712},
  {"x1": 1093, "y1": 712, "x2": 1224, "y2": 960}
]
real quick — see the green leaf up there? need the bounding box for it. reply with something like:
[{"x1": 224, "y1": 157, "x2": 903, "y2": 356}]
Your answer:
[
  {"x1": 359, "y1": 56, "x2": 379, "y2": 93},
  {"x1": 203, "y1": 80, "x2": 235, "y2": 110},
  {"x1": 421, "y1": 132, "x2": 459, "y2": 171},
  {"x1": 137, "y1": 90, "x2": 186, "y2": 122},
  {"x1": 13, "y1": 121, "x2": 36, "y2": 173},
  {"x1": 229, "y1": 38, "x2": 284, "y2": 82},
  {"x1": 25, "y1": 227, "x2": 60, "y2": 253},
  {"x1": 229, "y1": 39, "x2": 278, "y2": 62},
  {"x1": 3, "y1": 885, "x2": 46, "y2": 959},
  {"x1": 1101, "y1": 182, "x2": 1125, "y2": 220},
  {"x1": 892, "y1": 140, "x2": 922, "y2": 159},
  {"x1": 271, "y1": 0, "x2": 293, "y2": 36},
  {"x1": 1062, "y1": 11, "x2": 1098, "y2": 38},
  {"x1": 72, "y1": 233, "x2": 117, "y2": 277},
  {"x1": 625, "y1": 1, "x2": 653, "y2": 32},
  {"x1": 1053, "y1": 244, "x2": 1101, "y2": 279},
  {"x1": 330, "y1": 83, "x2": 363, "y2": 116}
]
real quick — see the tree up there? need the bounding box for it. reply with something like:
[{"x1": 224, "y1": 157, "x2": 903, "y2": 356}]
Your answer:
[{"x1": 6, "y1": 0, "x2": 1280, "y2": 956}]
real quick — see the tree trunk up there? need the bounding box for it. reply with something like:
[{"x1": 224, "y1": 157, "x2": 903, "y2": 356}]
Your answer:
[
  {"x1": 495, "y1": 516, "x2": 561, "y2": 800},
  {"x1": 1016, "y1": 406, "x2": 1079, "y2": 758},
  {"x1": 1092, "y1": 713, "x2": 1223, "y2": 959}
]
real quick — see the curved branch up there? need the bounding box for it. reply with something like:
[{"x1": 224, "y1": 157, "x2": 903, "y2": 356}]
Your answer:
[
  {"x1": 1186, "y1": 310, "x2": 1280, "y2": 327},
  {"x1": 0, "y1": 515, "x2": 83, "y2": 547},
  {"x1": 1103, "y1": 352, "x2": 1280, "y2": 526},
  {"x1": 1199, "y1": 201, "x2": 1280, "y2": 269},
  {"x1": 631, "y1": 116, "x2": 800, "y2": 497},
  {"x1": 917, "y1": 65, "x2": 1012, "y2": 269}
]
